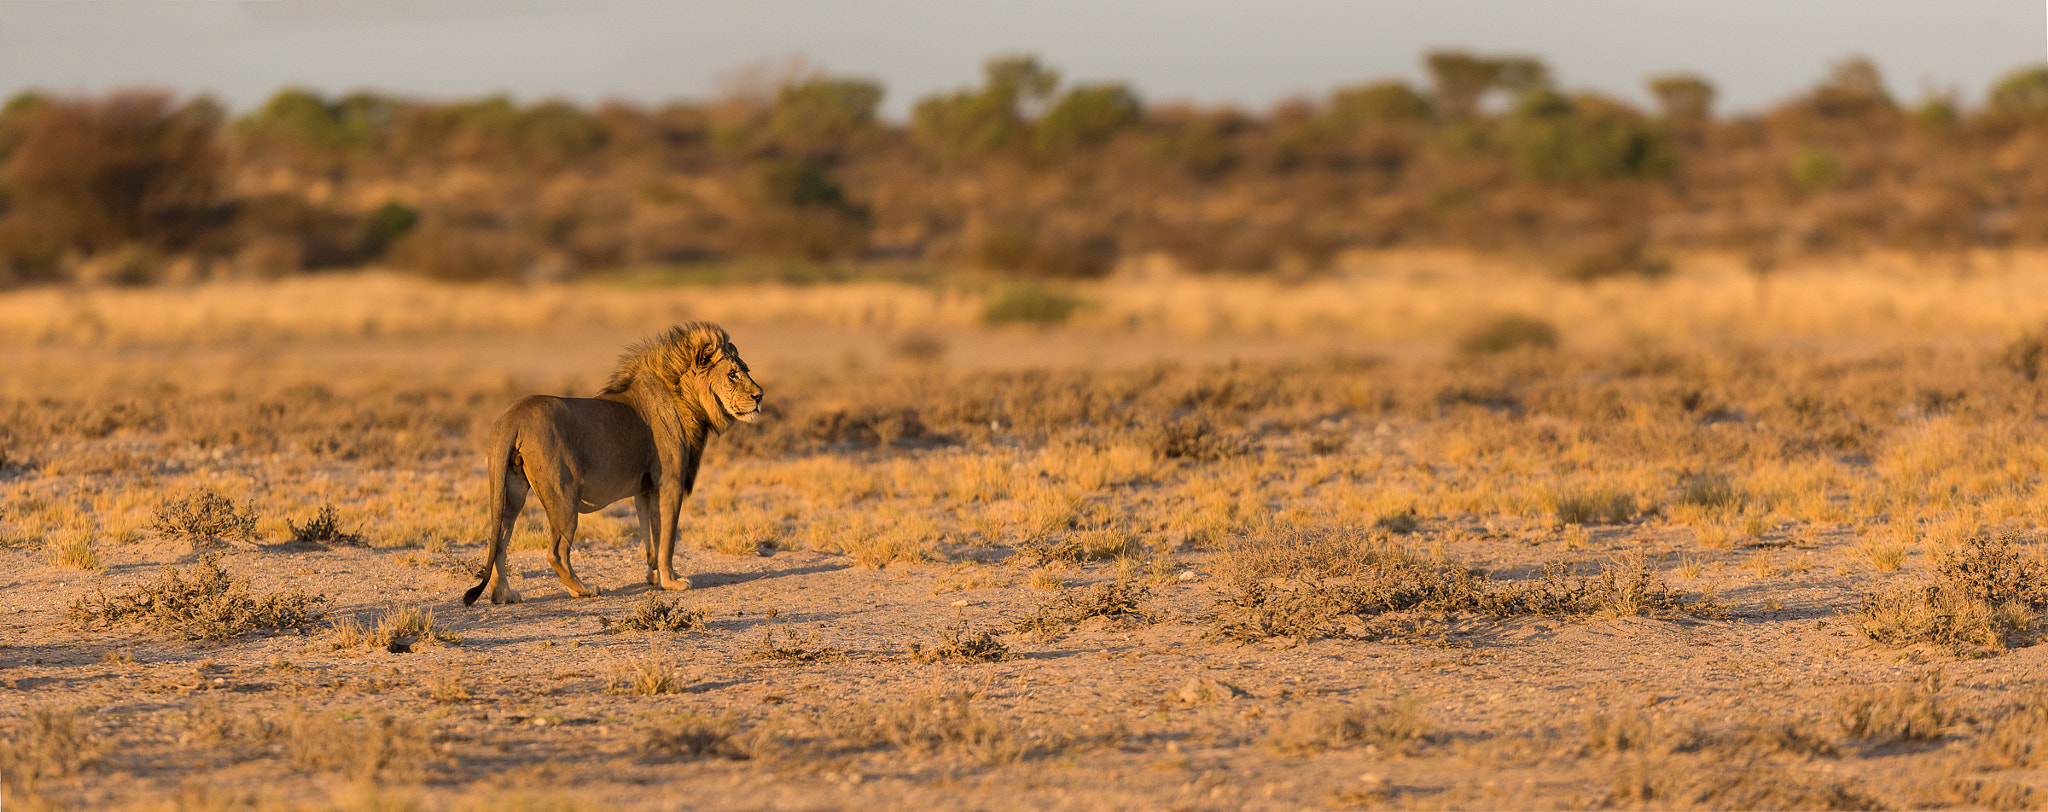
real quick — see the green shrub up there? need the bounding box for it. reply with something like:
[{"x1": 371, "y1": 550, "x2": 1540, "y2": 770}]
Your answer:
[
  {"x1": 1790, "y1": 147, "x2": 1845, "y2": 191},
  {"x1": 1505, "y1": 90, "x2": 1671, "y2": 183},
  {"x1": 982, "y1": 285, "x2": 1086, "y2": 326},
  {"x1": 1990, "y1": 66, "x2": 2048, "y2": 117},
  {"x1": 1034, "y1": 83, "x2": 1141, "y2": 154},
  {"x1": 1457, "y1": 313, "x2": 1558, "y2": 356}
]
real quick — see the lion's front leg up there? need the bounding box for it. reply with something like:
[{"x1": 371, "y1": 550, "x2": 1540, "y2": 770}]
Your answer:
[
  {"x1": 635, "y1": 491, "x2": 661, "y2": 586},
  {"x1": 654, "y1": 480, "x2": 692, "y2": 591}
]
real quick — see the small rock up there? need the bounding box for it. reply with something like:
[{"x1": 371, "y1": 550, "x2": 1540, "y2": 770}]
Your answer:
[{"x1": 1176, "y1": 677, "x2": 1248, "y2": 704}]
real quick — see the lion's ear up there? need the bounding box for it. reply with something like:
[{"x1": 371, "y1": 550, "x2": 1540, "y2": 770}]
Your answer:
[{"x1": 694, "y1": 345, "x2": 716, "y2": 369}]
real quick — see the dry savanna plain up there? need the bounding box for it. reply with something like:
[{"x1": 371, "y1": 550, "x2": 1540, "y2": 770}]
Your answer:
[{"x1": 9, "y1": 252, "x2": 2048, "y2": 810}]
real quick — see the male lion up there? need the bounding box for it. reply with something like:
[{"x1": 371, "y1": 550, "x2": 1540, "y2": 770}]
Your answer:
[{"x1": 462, "y1": 322, "x2": 763, "y2": 605}]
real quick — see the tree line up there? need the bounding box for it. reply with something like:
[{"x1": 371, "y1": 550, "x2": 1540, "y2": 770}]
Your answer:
[{"x1": 3, "y1": 51, "x2": 2047, "y2": 286}]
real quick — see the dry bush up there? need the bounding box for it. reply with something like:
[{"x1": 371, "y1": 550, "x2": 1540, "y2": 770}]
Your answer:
[
  {"x1": 1456, "y1": 313, "x2": 1559, "y2": 356},
  {"x1": 1603, "y1": 759, "x2": 1887, "y2": 811},
  {"x1": 1853, "y1": 533, "x2": 2048, "y2": 654},
  {"x1": 148, "y1": 489, "x2": 259, "y2": 546},
  {"x1": 1829, "y1": 674, "x2": 1953, "y2": 745},
  {"x1": 1149, "y1": 416, "x2": 1243, "y2": 462},
  {"x1": 838, "y1": 691, "x2": 1027, "y2": 764},
  {"x1": 283, "y1": 706, "x2": 439, "y2": 781},
  {"x1": 68, "y1": 555, "x2": 327, "y2": 641},
  {"x1": 909, "y1": 623, "x2": 1010, "y2": 663},
  {"x1": 981, "y1": 285, "x2": 1086, "y2": 326},
  {"x1": 1581, "y1": 710, "x2": 1702, "y2": 755},
  {"x1": 1999, "y1": 325, "x2": 2048, "y2": 381},
  {"x1": 643, "y1": 715, "x2": 751, "y2": 761},
  {"x1": 1, "y1": 707, "x2": 97, "y2": 793},
  {"x1": 1205, "y1": 546, "x2": 1723, "y2": 644},
  {"x1": 287, "y1": 505, "x2": 365, "y2": 546},
  {"x1": 1266, "y1": 700, "x2": 1430, "y2": 754},
  {"x1": 1712, "y1": 717, "x2": 1839, "y2": 758},
  {"x1": 747, "y1": 627, "x2": 844, "y2": 662},
  {"x1": 1013, "y1": 578, "x2": 1154, "y2": 636},
  {"x1": 1974, "y1": 693, "x2": 2048, "y2": 768},
  {"x1": 603, "y1": 596, "x2": 708, "y2": 633}
]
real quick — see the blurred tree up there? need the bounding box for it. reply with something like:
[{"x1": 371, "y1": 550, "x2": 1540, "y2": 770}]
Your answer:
[
  {"x1": 768, "y1": 76, "x2": 884, "y2": 156},
  {"x1": 1648, "y1": 74, "x2": 1715, "y2": 125},
  {"x1": 4, "y1": 91, "x2": 223, "y2": 255},
  {"x1": 1807, "y1": 56, "x2": 1895, "y2": 119},
  {"x1": 1327, "y1": 81, "x2": 1432, "y2": 125},
  {"x1": 1503, "y1": 90, "x2": 1669, "y2": 183},
  {"x1": 1426, "y1": 51, "x2": 1550, "y2": 121},
  {"x1": 914, "y1": 54, "x2": 1061, "y2": 157},
  {"x1": 1425, "y1": 50, "x2": 1502, "y2": 121},
  {"x1": 1034, "y1": 83, "x2": 1141, "y2": 154},
  {"x1": 1989, "y1": 66, "x2": 2048, "y2": 117}
]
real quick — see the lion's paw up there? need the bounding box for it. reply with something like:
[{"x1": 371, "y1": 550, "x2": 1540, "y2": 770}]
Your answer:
[{"x1": 657, "y1": 576, "x2": 693, "y2": 591}]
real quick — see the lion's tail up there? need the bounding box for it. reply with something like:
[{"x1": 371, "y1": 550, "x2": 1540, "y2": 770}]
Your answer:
[{"x1": 463, "y1": 428, "x2": 521, "y2": 606}]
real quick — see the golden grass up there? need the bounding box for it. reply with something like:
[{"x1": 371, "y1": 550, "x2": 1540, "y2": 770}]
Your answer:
[{"x1": 8, "y1": 251, "x2": 2048, "y2": 353}]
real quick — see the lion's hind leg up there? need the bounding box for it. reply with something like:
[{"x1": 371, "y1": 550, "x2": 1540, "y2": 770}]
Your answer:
[
  {"x1": 538, "y1": 491, "x2": 601, "y2": 598},
  {"x1": 486, "y1": 472, "x2": 529, "y2": 604}
]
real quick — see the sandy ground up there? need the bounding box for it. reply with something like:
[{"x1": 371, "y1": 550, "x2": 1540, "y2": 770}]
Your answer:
[{"x1": 5, "y1": 321, "x2": 2048, "y2": 810}]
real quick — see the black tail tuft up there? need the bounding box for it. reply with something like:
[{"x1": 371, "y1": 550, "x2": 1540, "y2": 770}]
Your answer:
[{"x1": 462, "y1": 577, "x2": 486, "y2": 606}]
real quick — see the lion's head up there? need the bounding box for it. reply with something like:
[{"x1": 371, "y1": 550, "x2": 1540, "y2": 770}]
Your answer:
[{"x1": 602, "y1": 322, "x2": 764, "y2": 427}]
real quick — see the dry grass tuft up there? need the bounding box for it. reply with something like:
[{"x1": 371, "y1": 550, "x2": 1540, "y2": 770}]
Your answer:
[
  {"x1": 909, "y1": 624, "x2": 1010, "y2": 663},
  {"x1": 603, "y1": 596, "x2": 708, "y2": 633},
  {"x1": 1603, "y1": 760, "x2": 1887, "y2": 811},
  {"x1": 1829, "y1": 673, "x2": 1953, "y2": 745},
  {"x1": 428, "y1": 667, "x2": 472, "y2": 704},
  {"x1": 283, "y1": 706, "x2": 439, "y2": 781},
  {"x1": 1, "y1": 707, "x2": 97, "y2": 793},
  {"x1": 1581, "y1": 710, "x2": 1701, "y2": 755},
  {"x1": 1675, "y1": 471, "x2": 1743, "y2": 512},
  {"x1": 1549, "y1": 485, "x2": 1639, "y2": 525},
  {"x1": 43, "y1": 532, "x2": 100, "y2": 571},
  {"x1": 68, "y1": 555, "x2": 327, "y2": 641},
  {"x1": 619, "y1": 660, "x2": 685, "y2": 695},
  {"x1": 1975, "y1": 692, "x2": 2048, "y2": 768},
  {"x1": 1266, "y1": 700, "x2": 1430, "y2": 754},
  {"x1": 840, "y1": 691, "x2": 1027, "y2": 764},
  {"x1": 148, "y1": 489, "x2": 259, "y2": 546},
  {"x1": 643, "y1": 715, "x2": 751, "y2": 761},
  {"x1": 334, "y1": 605, "x2": 462, "y2": 650}
]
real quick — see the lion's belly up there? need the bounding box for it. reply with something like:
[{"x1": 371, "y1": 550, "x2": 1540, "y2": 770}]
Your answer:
[{"x1": 575, "y1": 476, "x2": 646, "y2": 514}]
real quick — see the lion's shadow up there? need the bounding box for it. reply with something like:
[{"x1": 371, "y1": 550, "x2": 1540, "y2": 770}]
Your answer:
[{"x1": 584, "y1": 562, "x2": 849, "y2": 594}]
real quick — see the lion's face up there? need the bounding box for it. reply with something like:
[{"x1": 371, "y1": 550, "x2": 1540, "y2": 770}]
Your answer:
[{"x1": 706, "y1": 351, "x2": 763, "y2": 423}]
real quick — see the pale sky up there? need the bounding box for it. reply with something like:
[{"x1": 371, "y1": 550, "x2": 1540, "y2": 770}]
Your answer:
[{"x1": 0, "y1": 1, "x2": 2039, "y2": 118}]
